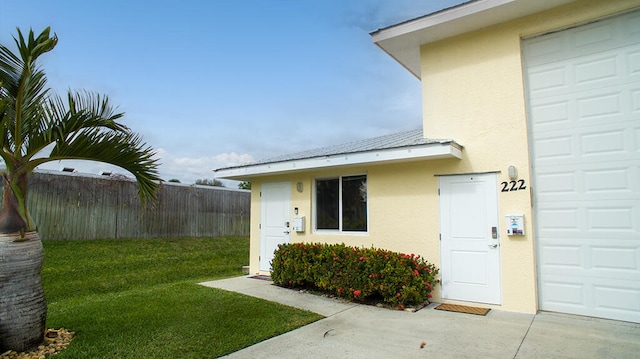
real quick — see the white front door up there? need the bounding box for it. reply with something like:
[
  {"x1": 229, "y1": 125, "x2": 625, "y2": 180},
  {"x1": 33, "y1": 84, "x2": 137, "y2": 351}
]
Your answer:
[
  {"x1": 260, "y1": 181, "x2": 291, "y2": 272},
  {"x1": 439, "y1": 173, "x2": 501, "y2": 304}
]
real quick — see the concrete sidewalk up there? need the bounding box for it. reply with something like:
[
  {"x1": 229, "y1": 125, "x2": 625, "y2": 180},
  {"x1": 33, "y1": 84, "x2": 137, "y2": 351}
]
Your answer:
[{"x1": 200, "y1": 276, "x2": 640, "y2": 359}]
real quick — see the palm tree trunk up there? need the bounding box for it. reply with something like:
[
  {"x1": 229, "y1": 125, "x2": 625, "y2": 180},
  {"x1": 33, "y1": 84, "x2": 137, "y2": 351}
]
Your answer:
[
  {"x1": 0, "y1": 231, "x2": 47, "y2": 352},
  {"x1": 0, "y1": 176, "x2": 29, "y2": 233}
]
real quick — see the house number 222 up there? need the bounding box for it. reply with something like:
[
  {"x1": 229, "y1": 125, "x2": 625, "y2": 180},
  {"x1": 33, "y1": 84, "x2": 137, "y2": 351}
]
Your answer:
[{"x1": 500, "y1": 180, "x2": 527, "y2": 192}]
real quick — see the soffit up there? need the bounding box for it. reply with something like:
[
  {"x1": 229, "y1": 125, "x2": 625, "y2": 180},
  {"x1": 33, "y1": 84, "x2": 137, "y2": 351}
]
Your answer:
[{"x1": 371, "y1": 0, "x2": 578, "y2": 78}]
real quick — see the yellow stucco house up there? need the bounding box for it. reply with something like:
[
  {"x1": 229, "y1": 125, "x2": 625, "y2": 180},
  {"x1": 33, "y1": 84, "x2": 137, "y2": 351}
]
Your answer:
[{"x1": 215, "y1": 0, "x2": 640, "y2": 323}]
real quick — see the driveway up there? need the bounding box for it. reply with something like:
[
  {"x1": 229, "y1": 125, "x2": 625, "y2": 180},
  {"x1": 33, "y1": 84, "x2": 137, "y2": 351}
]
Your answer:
[{"x1": 200, "y1": 276, "x2": 640, "y2": 358}]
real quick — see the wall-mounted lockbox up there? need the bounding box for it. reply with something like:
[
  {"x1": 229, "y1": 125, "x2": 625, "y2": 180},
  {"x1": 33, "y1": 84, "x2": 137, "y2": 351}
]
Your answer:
[
  {"x1": 506, "y1": 214, "x2": 524, "y2": 236},
  {"x1": 292, "y1": 216, "x2": 305, "y2": 232}
]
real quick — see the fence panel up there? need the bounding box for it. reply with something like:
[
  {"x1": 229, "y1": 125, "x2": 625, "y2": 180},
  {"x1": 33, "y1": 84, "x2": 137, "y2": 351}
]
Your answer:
[{"x1": 0, "y1": 171, "x2": 250, "y2": 240}]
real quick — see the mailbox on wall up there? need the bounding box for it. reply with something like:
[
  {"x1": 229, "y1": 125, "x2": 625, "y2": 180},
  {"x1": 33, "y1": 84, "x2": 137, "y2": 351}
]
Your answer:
[
  {"x1": 506, "y1": 214, "x2": 524, "y2": 236},
  {"x1": 293, "y1": 216, "x2": 305, "y2": 232}
]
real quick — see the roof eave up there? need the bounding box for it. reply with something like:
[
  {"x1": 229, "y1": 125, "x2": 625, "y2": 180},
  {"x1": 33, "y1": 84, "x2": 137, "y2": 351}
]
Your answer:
[
  {"x1": 371, "y1": 0, "x2": 578, "y2": 78},
  {"x1": 214, "y1": 142, "x2": 463, "y2": 181}
]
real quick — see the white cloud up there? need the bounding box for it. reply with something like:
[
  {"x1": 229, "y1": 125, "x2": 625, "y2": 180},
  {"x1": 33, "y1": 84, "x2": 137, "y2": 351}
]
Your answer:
[{"x1": 154, "y1": 148, "x2": 255, "y2": 184}]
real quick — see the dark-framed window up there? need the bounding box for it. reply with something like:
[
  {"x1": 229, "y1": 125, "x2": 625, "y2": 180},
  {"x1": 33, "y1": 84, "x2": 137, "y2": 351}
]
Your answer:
[{"x1": 315, "y1": 175, "x2": 367, "y2": 232}]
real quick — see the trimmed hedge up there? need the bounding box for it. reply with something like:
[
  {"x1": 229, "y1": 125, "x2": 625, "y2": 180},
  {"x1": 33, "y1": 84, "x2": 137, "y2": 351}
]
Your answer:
[{"x1": 271, "y1": 242, "x2": 439, "y2": 306}]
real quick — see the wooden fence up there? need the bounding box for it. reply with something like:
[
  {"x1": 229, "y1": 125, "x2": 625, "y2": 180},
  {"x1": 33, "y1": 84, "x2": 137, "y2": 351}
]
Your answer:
[{"x1": 0, "y1": 170, "x2": 250, "y2": 240}]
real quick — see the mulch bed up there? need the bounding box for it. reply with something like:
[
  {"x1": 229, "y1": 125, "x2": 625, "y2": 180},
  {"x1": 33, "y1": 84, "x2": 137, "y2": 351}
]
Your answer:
[
  {"x1": 0, "y1": 328, "x2": 74, "y2": 358},
  {"x1": 284, "y1": 284, "x2": 431, "y2": 312}
]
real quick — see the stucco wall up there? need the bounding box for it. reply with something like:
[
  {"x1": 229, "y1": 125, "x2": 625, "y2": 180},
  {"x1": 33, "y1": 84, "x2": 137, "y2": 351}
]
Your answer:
[
  {"x1": 249, "y1": 157, "x2": 528, "y2": 310},
  {"x1": 247, "y1": 0, "x2": 640, "y2": 314},
  {"x1": 420, "y1": 0, "x2": 640, "y2": 312}
]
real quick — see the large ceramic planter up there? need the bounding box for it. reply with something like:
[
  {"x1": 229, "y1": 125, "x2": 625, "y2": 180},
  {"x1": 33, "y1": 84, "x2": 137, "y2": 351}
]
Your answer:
[{"x1": 0, "y1": 231, "x2": 47, "y2": 352}]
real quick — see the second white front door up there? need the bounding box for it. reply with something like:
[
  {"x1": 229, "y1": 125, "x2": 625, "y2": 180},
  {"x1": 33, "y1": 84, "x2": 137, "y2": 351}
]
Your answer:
[
  {"x1": 260, "y1": 181, "x2": 291, "y2": 272},
  {"x1": 439, "y1": 173, "x2": 501, "y2": 304}
]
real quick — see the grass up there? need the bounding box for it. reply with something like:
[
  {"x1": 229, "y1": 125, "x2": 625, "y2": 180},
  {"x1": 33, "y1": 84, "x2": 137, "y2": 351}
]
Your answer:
[{"x1": 41, "y1": 237, "x2": 322, "y2": 358}]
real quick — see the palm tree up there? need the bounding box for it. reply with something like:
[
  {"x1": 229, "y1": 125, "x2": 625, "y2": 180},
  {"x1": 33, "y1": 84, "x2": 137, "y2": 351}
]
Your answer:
[{"x1": 0, "y1": 28, "x2": 160, "y2": 352}]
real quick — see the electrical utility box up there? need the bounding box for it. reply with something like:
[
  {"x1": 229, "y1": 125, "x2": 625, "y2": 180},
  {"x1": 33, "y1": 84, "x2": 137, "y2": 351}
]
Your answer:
[
  {"x1": 292, "y1": 216, "x2": 305, "y2": 232},
  {"x1": 505, "y1": 214, "x2": 524, "y2": 236}
]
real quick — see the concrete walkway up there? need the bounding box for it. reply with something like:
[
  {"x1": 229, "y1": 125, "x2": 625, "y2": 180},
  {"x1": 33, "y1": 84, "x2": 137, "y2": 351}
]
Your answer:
[{"x1": 200, "y1": 276, "x2": 640, "y2": 359}]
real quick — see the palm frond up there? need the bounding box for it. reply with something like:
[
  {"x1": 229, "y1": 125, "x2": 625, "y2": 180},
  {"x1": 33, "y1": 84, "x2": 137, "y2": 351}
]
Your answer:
[
  {"x1": 67, "y1": 91, "x2": 125, "y2": 129},
  {"x1": 0, "y1": 40, "x2": 22, "y2": 95},
  {"x1": 47, "y1": 129, "x2": 161, "y2": 203},
  {"x1": 14, "y1": 28, "x2": 57, "y2": 68},
  {"x1": 25, "y1": 91, "x2": 126, "y2": 159},
  {"x1": 17, "y1": 70, "x2": 49, "y2": 152},
  {"x1": 1, "y1": 28, "x2": 54, "y2": 160},
  {"x1": 2, "y1": 26, "x2": 160, "y2": 207}
]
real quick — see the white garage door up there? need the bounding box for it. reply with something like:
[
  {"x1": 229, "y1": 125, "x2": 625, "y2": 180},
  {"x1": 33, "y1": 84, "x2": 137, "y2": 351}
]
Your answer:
[{"x1": 524, "y1": 10, "x2": 640, "y2": 323}]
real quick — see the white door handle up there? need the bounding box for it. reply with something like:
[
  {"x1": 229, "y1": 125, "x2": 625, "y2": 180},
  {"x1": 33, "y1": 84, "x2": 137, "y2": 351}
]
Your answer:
[
  {"x1": 488, "y1": 243, "x2": 498, "y2": 248},
  {"x1": 283, "y1": 231, "x2": 290, "y2": 234}
]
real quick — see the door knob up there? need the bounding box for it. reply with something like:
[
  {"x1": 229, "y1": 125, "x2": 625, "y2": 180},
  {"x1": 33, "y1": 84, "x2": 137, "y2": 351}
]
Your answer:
[
  {"x1": 488, "y1": 243, "x2": 498, "y2": 248},
  {"x1": 283, "y1": 231, "x2": 290, "y2": 234}
]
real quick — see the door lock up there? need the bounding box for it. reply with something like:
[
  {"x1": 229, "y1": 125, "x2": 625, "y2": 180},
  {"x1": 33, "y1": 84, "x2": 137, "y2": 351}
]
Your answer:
[{"x1": 491, "y1": 226, "x2": 498, "y2": 239}]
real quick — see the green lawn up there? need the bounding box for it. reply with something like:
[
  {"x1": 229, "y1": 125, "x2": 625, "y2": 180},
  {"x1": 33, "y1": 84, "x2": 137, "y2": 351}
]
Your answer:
[{"x1": 42, "y1": 237, "x2": 322, "y2": 358}]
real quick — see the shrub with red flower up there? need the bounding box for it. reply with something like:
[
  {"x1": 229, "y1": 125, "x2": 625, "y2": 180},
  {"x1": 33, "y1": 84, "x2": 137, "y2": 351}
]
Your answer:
[{"x1": 270, "y1": 242, "x2": 439, "y2": 306}]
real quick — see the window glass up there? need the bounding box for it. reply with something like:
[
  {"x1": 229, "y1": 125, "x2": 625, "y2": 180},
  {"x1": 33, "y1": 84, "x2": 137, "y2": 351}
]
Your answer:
[
  {"x1": 342, "y1": 175, "x2": 367, "y2": 231},
  {"x1": 315, "y1": 175, "x2": 367, "y2": 232},
  {"x1": 316, "y1": 178, "x2": 339, "y2": 230}
]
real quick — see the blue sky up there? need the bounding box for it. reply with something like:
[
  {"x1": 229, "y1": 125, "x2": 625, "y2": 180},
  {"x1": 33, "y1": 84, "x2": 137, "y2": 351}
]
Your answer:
[{"x1": 1, "y1": 0, "x2": 465, "y2": 184}]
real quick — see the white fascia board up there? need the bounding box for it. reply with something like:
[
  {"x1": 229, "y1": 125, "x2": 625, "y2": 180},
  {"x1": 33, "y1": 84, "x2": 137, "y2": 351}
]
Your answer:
[
  {"x1": 215, "y1": 142, "x2": 462, "y2": 180},
  {"x1": 371, "y1": 0, "x2": 576, "y2": 78},
  {"x1": 372, "y1": 0, "x2": 517, "y2": 43}
]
